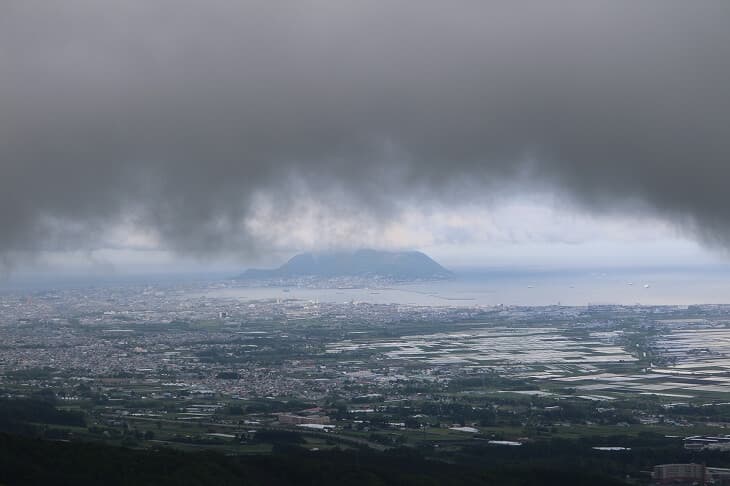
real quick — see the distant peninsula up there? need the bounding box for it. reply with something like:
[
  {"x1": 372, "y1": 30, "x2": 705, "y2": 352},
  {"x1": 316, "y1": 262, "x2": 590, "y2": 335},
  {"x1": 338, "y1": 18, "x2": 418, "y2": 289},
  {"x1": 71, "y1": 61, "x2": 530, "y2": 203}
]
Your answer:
[{"x1": 239, "y1": 249, "x2": 452, "y2": 282}]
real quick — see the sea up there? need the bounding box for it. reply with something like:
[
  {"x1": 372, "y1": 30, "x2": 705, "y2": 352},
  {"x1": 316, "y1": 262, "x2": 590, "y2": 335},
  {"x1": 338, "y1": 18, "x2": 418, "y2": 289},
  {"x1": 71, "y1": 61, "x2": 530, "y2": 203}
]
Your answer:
[{"x1": 198, "y1": 266, "x2": 730, "y2": 307}]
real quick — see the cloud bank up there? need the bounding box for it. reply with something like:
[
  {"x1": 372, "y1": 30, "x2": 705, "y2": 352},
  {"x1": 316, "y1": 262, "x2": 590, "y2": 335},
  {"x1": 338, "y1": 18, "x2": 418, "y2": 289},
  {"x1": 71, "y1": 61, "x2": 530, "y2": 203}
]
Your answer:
[{"x1": 1, "y1": 1, "x2": 729, "y2": 258}]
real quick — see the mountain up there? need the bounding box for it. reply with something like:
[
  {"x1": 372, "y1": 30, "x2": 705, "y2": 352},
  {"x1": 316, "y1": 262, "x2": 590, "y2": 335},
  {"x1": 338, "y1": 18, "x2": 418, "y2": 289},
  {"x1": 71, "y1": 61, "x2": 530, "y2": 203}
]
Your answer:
[{"x1": 241, "y1": 249, "x2": 452, "y2": 280}]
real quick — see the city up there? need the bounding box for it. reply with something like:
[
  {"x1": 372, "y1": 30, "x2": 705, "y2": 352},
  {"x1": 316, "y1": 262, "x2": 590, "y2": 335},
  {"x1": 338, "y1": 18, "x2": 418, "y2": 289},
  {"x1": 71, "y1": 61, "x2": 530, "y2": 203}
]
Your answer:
[{"x1": 4, "y1": 280, "x2": 730, "y2": 483}]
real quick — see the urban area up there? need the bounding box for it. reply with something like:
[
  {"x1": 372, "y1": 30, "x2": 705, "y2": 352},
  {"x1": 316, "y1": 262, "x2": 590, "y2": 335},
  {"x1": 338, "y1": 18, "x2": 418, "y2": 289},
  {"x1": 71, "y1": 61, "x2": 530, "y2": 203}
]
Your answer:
[{"x1": 3, "y1": 280, "x2": 730, "y2": 484}]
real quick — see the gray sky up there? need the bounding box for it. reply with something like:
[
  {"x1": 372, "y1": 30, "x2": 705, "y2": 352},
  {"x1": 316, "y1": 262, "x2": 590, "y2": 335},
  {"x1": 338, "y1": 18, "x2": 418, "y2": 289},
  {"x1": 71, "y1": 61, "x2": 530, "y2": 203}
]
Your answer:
[{"x1": 1, "y1": 1, "x2": 730, "y2": 274}]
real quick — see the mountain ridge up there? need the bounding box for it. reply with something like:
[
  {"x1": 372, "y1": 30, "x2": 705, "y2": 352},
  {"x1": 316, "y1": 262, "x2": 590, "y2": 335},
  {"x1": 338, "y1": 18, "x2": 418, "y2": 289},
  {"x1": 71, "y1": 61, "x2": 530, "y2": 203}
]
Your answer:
[{"x1": 240, "y1": 249, "x2": 452, "y2": 280}]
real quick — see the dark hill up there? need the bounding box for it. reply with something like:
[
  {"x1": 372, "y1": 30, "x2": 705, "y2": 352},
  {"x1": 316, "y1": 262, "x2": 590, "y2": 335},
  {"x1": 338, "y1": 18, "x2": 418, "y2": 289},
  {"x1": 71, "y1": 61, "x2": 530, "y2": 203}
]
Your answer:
[
  {"x1": 0, "y1": 432, "x2": 628, "y2": 486},
  {"x1": 241, "y1": 249, "x2": 451, "y2": 280}
]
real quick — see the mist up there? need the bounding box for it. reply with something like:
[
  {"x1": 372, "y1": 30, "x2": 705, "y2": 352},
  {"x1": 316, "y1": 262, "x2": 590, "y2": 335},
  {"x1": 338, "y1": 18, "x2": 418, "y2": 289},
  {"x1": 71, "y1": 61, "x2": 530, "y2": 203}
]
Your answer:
[{"x1": 1, "y1": 1, "x2": 729, "y2": 260}]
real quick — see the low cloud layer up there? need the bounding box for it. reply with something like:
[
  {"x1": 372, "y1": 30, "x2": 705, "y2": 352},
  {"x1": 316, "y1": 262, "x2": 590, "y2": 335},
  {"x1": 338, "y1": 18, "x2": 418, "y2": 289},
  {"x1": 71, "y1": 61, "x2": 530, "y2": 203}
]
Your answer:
[{"x1": 1, "y1": 1, "x2": 729, "y2": 259}]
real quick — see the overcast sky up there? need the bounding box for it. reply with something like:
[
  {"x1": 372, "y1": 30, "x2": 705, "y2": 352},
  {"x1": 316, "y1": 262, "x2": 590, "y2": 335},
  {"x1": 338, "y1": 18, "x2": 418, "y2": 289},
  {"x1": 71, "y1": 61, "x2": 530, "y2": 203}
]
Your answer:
[{"x1": 2, "y1": 1, "x2": 730, "y2": 277}]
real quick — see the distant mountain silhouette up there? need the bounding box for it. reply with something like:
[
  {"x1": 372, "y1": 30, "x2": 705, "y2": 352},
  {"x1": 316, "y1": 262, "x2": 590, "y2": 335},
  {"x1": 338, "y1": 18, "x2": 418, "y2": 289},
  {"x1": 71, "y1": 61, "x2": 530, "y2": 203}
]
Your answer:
[{"x1": 241, "y1": 249, "x2": 452, "y2": 280}]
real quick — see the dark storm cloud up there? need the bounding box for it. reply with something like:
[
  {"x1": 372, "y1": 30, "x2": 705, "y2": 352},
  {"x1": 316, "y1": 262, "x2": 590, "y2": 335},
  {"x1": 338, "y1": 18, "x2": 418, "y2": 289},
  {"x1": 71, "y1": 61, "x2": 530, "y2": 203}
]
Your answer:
[{"x1": 1, "y1": 1, "x2": 729, "y2": 254}]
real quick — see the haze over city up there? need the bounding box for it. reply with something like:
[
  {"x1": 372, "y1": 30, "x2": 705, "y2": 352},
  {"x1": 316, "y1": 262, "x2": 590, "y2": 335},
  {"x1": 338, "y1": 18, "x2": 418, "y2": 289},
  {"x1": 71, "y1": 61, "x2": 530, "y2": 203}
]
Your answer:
[{"x1": 3, "y1": 3, "x2": 730, "y2": 486}]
